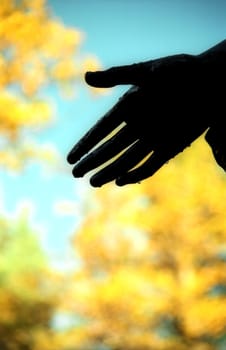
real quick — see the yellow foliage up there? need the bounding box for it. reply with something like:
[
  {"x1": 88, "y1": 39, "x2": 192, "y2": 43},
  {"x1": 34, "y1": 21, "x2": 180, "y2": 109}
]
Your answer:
[
  {"x1": 0, "y1": 1, "x2": 100, "y2": 95},
  {"x1": 182, "y1": 297, "x2": 226, "y2": 336},
  {"x1": 67, "y1": 136, "x2": 226, "y2": 349},
  {"x1": 51, "y1": 59, "x2": 80, "y2": 81},
  {"x1": 0, "y1": 290, "x2": 16, "y2": 323},
  {"x1": 0, "y1": 91, "x2": 52, "y2": 137},
  {"x1": 0, "y1": 0, "x2": 102, "y2": 171}
]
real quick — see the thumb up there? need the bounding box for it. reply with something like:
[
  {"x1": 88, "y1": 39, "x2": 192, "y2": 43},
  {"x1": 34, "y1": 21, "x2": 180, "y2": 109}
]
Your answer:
[{"x1": 85, "y1": 62, "x2": 147, "y2": 88}]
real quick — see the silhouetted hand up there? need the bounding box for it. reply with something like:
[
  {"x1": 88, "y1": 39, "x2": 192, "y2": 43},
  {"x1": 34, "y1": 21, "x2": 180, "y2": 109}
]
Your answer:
[{"x1": 67, "y1": 40, "x2": 226, "y2": 187}]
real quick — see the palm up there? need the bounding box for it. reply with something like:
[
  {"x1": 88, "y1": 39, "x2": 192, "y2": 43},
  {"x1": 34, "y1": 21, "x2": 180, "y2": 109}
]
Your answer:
[{"x1": 67, "y1": 40, "x2": 226, "y2": 187}]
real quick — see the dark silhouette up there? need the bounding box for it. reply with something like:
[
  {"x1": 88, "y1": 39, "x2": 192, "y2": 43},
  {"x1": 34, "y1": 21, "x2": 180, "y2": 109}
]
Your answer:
[{"x1": 67, "y1": 39, "x2": 226, "y2": 187}]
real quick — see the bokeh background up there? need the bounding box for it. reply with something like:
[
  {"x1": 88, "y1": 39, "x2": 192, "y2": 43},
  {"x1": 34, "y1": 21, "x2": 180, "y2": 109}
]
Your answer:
[{"x1": 1, "y1": 1, "x2": 226, "y2": 349}]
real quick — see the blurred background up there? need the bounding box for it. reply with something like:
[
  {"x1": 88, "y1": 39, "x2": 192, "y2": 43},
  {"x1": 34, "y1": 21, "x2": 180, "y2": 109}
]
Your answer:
[{"x1": 1, "y1": 0, "x2": 226, "y2": 349}]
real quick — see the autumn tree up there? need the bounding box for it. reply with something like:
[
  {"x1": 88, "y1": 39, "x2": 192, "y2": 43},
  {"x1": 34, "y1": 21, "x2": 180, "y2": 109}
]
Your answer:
[
  {"x1": 61, "y1": 137, "x2": 226, "y2": 350},
  {"x1": 0, "y1": 1, "x2": 102, "y2": 349},
  {"x1": 0, "y1": 0, "x2": 100, "y2": 171},
  {"x1": 0, "y1": 207, "x2": 64, "y2": 350}
]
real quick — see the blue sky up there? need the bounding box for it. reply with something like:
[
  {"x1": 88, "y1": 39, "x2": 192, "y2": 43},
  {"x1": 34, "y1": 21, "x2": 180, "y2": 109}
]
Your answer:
[{"x1": 1, "y1": 0, "x2": 226, "y2": 268}]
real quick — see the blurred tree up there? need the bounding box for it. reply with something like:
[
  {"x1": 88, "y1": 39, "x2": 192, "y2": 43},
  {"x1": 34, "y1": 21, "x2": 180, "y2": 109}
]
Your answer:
[
  {"x1": 0, "y1": 0, "x2": 101, "y2": 171},
  {"x1": 63, "y1": 137, "x2": 226, "y2": 350},
  {"x1": 0, "y1": 207, "x2": 62, "y2": 350},
  {"x1": 0, "y1": 1, "x2": 103, "y2": 349}
]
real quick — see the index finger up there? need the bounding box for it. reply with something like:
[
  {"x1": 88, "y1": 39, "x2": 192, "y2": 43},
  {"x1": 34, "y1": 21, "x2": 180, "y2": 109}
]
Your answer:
[
  {"x1": 67, "y1": 86, "x2": 139, "y2": 164},
  {"x1": 67, "y1": 109, "x2": 122, "y2": 164}
]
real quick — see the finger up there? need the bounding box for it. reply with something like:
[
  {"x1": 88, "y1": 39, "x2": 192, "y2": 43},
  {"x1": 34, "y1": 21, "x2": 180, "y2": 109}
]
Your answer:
[
  {"x1": 67, "y1": 86, "x2": 139, "y2": 164},
  {"x1": 67, "y1": 114, "x2": 120, "y2": 165},
  {"x1": 205, "y1": 126, "x2": 226, "y2": 171},
  {"x1": 115, "y1": 150, "x2": 175, "y2": 186},
  {"x1": 89, "y1": 139, "x2": 154, "y2": 187},
  {"x1": 85, "y1": 62, "x2": 147, "y2": 88},
  {"x1": 72, "y1": 125, "x2": 138, "y2": 177}
]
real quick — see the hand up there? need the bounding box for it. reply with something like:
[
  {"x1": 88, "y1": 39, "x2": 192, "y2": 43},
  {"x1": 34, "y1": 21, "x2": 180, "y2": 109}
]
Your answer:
[{"x1": 67, "y1": 41, "x2": 226, "y2": 187}]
